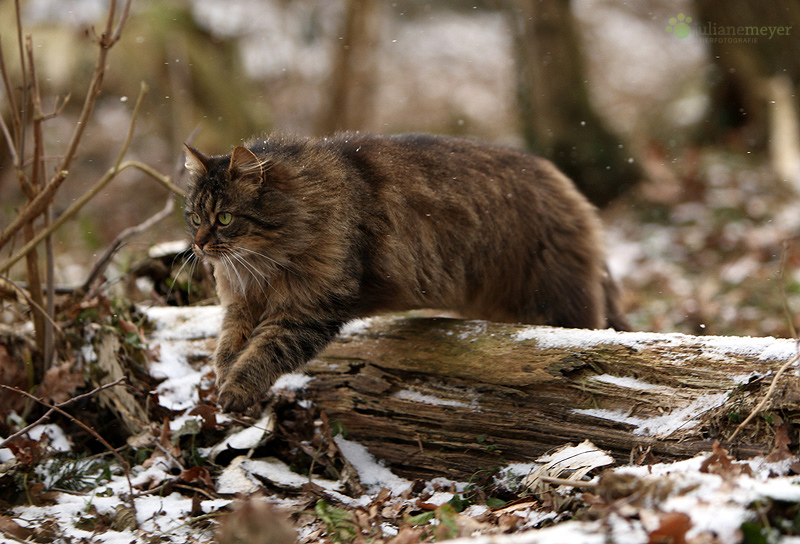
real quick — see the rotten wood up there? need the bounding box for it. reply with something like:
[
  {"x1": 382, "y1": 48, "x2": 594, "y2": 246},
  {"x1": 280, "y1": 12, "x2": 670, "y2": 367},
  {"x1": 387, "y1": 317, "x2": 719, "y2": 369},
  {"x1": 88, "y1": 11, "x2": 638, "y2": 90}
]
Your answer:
[{"x1": 298, "y1": 317, "x2": 800, "y2": 480}]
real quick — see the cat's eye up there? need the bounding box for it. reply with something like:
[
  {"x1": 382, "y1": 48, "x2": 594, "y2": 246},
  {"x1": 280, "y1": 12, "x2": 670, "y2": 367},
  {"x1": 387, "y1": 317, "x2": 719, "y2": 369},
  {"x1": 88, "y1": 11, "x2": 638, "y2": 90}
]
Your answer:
[
  {"x1": 190, "y1": 212, "x2": 201, "y2": 226},
  {"x1": 217, "y1": 212, "x2": 233, "y2": 226}
]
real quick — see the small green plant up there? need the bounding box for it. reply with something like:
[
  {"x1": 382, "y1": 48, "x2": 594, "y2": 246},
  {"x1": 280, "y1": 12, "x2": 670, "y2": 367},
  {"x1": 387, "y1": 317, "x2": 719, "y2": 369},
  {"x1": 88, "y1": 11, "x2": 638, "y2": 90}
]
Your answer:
[
  {"x1": 315, "y1": 500, "x2": 360, "y2": 542},
  {"x1": 407, "y1": 503, "x2": 460, "y2": 540},
  {"x1": 39, "y1": 454, "x2": 112, "y2": 492}
]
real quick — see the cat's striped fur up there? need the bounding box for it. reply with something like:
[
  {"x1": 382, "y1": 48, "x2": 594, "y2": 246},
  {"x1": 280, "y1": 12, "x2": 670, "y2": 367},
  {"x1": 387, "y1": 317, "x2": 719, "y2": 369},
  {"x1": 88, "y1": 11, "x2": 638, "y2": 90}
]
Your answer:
[{"x1": 184, "y1": 133, "x2": 628, "y2": 412}]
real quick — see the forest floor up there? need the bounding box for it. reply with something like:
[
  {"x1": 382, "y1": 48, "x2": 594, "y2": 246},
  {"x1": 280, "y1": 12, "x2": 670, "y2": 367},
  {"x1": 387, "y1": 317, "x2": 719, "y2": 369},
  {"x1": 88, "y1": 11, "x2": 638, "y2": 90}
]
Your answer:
[{"x1": 3, "y1": 149, "x2": 800, "y2": 544}]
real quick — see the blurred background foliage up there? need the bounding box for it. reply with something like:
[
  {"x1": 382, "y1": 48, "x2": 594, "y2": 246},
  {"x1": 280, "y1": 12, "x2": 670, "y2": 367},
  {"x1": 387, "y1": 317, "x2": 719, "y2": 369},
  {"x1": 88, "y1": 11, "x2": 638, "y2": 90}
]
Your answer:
[{"x1": 1, "y1": 0, "x2": 800, "y2": 337}]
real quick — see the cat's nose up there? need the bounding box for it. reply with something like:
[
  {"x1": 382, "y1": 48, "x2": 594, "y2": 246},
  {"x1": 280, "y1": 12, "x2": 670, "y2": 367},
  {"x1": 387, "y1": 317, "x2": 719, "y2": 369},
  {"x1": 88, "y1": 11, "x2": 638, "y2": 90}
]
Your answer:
[{"x1": 194, "y1": 231, "x2": 210, "y2": 251}]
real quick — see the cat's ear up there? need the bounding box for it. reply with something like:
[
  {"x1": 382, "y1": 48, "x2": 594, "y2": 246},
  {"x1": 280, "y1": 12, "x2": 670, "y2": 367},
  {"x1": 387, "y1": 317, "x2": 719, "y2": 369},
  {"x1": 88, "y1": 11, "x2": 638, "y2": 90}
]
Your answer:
[
  {"x1": 184, "y1": 145, "x2": 210, "y2": 177},
  {"x1": 229, "y1": 146, "x2": 263, "y2": 179}
]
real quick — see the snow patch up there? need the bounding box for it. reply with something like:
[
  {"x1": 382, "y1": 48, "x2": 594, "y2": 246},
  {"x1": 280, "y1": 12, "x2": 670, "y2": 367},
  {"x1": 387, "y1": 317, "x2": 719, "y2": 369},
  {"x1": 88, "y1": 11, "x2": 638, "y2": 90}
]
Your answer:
[
  {"x1": 339, "y1": 317, "x2": 375, "y2": 337},
  {"x1": 272, "y1": 372, "x2": 313, "y2": 391},
  {"x1": 334, "y1": 436, "x2": 411, "y2": 496},
  {"x1": 144, "y1": 305, "x2": 223, "y2": 341},
  {"x1": 589, "y1": 374, "x2": 666, "y2": 391},
  {"x1": 217, "y1": 455, "x2": 341, "y2": 496},
  {"x1": 512, "y1": 325, "x2": 797, "y2": 362},
  {"x1": 574, "y1": 392, "x2": 729, "y2": 437}
]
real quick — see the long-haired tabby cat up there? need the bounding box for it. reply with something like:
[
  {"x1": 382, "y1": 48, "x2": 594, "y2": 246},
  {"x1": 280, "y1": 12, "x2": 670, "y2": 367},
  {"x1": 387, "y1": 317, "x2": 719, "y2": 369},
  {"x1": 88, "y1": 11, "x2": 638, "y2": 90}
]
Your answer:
[{"x1": 184, "y1": 133, "x2": 629, "y2": 412}]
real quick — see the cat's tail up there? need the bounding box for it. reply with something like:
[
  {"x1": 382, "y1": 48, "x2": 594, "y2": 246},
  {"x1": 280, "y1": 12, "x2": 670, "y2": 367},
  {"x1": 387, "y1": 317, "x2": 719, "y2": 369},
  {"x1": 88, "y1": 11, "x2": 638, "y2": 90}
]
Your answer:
[{"x1": 602, "y1": 266, "x2": 630, "y2": 331}]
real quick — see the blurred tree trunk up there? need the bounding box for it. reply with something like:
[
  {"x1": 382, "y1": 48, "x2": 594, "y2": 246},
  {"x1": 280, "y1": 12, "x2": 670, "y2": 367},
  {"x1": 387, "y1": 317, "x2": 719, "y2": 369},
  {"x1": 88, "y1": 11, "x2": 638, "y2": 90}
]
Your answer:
[
  {"x1": 511, "y1": 0, "x2": 641, "y2": 207},
  {"x1": 317, "y1": 0, "x2": 383, "y2": 134},
  {"x1": 693, "y1": 0, "x2": 800, "y2": 149}
]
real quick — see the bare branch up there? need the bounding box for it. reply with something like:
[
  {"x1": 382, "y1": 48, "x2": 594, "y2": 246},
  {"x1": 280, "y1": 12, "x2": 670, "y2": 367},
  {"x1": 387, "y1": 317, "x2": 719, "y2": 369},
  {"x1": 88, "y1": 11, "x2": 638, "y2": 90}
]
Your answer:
[
  {"x1": 81, "y1": 196, "x2": 175, "y2": 293},
  {"x1": 728, "y1": 344, "x2": 800, "y2": 442},
  {"x1": 0, "y1": 82, "x2": 183, "y2": 275},
  {"x1": 0, "y1": 0, "x2": 134, "y2": 251},
  {"x1": 0, "y1": 159, "x2": 180, "y2": 276},
  {"x1": 80, "y1": 123, "x2": 202, "y2": 294},
  {"x1": 0, "y1": 34, "x2": 21, "y2": 150},
  {"x1": 0, "y1": 274, "x2": 63, "y2": 336},
  {"x1": 0, "y1": 378, "x2": 127, "y2": 450},
  {"x1": 0, "y1": 378, "x2": 138, "y2": 526}
]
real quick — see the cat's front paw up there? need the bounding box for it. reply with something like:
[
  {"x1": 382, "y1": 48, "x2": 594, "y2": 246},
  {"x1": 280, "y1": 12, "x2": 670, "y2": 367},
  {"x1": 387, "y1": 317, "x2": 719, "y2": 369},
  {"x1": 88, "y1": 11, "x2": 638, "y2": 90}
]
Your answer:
[{"x1": 217, "y1": 380, "x2": 265, "y2": 413}]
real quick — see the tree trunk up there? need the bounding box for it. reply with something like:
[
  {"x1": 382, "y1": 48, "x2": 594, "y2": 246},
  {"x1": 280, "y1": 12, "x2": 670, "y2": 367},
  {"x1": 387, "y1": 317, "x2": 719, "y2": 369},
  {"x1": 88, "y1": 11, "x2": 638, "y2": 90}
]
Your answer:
[
  {"x1": 303, "y1": 316, "x2": 798, "y2": 480},
  {"x1": 317, "y1": 0, "x2": 383, "y2": 134},
  {"x1": 511, "y1": 0, "x2": 642, "y2": 207},
  {"x1": 693, "y1": 0, "x2": 800, "y2": 149}
]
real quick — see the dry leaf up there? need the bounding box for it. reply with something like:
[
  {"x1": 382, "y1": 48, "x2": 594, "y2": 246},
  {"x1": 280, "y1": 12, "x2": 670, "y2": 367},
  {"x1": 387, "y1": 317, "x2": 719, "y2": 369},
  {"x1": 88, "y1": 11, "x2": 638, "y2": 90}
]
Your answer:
[
  {"x1": 179, "y1": 466, "x2": 215, "y2": 490},
  {"x1": 766, "y1": 423, "x2": 795, "y2": 463},
  {"x1": 0, "y1": 514, "x2": 33, "y2": 539},
  {"x1": 648, "y1": 511, "x2": 691, "y2": 544},
  {"x1": 37, "y1": 361, "x2": 85, "y2": 405},
  {"x1": 700, "y1": 442, "x2": 752, "y2": 478}
]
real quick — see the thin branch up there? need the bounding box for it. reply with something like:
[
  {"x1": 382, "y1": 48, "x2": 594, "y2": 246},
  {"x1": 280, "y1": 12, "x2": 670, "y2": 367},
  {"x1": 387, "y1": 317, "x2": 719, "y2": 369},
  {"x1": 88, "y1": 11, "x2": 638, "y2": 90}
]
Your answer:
[
  {"x1": 728, "y1": 345, "x2": 800, "y2": 443},
  {"x1": 26, "y1": 33, "x2": 56, "y2": 368},
  {"x1": 0, "y1": 160, "x2": 181, "y2": 275},
  {"x1": 0, "y1": 378, "x2": 126, "y2": 450},
  {"x1": 14, "y1": 0, "x2": 27, "y2": 163},
  {"x1": 0, "y1": 107, "x2": 18, "y2": 167},
  {"x1": 0, "y1": 0, "x2": 134, "y2": 252},
  {"x1": 0, "y1": 274, "x2": 63, "y2": 336},
  {"x1": 81, "y1": 196, "x2": 175, "y2": 293},
  {"x1": 81, "y1": 122, "x2": 202, "y2": 294},
  {"x1": 0, "y1": 35, "x2": 22, "y2": 151},
  {"x1": 0, "y1": 82, "x2": 182, "y2": 276},
  {"x1": 0, "y1": 380, "x2": 138, "y2": 526}
]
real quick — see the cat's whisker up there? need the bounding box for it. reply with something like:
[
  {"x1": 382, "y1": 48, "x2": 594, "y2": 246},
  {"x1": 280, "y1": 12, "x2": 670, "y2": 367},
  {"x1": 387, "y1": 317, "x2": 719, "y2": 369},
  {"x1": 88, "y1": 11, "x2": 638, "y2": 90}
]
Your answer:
[
  {"x1": 220, "y1": 252, "x2": 247, "y2": 296},
  {"x1": 186, "y1": 252, "x2": 198, "y2": 302},
  {"x1": 228, "y1": 250, "x2": 270, "y2": 297},
  {"x1": 234, "y1": 246, "x2": 297, "y2": 275},
  {"x1": 165, "y1": 250, "x2": 194, "y2": 304}
]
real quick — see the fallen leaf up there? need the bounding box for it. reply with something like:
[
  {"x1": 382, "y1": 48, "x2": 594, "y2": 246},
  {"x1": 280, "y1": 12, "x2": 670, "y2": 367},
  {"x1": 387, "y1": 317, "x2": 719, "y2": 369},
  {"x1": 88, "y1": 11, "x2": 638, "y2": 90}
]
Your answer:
[
  {"x1": 648, "y1": 512, "x2": 691, "y2": 544},
  {"x1": 188, "y1": 403, "x2": 218, "y2": 431},
  {"x1": 37, "y1": 361, "x2": 85, "y2": 405},
  {"x1": 700, "y1": 441, "x2": 752, "y2": 478},
  {"x1": 179, "y1": 466, "x2": 215, "y2": 490},
  {"x1": 766, "y1": 423, "x2": 795, "y2": 463},
  {"x1": 0, "y1": 515, "x2": 33, "y2": 539}
]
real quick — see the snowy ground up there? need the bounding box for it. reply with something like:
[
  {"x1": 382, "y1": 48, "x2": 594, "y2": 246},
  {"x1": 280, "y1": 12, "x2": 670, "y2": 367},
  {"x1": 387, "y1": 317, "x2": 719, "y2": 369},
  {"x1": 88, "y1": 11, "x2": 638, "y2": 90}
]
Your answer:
[{"x1": 2, "y1": 306, "x2": 800, "y2": 543}]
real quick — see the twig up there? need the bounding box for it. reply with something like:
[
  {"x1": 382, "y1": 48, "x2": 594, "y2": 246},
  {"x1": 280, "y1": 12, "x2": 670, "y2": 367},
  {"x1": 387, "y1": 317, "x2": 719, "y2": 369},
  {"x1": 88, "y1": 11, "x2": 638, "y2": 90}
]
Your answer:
[
  {"x1": 81, "y1": 123, "x2": 201, "y2": 293},
  {"x1": 0, "y1": 0, "x2": 133, "y2": 252},
  {"x1": 82, "y1": 196, "x2": 176, "y2": 294},
  {"x1": 0, "y1": 379, "x2": 138, "y2": 526},
  {"x1": 0, "y1": 378, "x2": 126, "y2": 449},
  {"x1": 0, "y1": 274, "x2": 63, "y2": 336},
  {"x1": 26, "y1": 33, "x2": 56, "y2": 369},
  {"x1": 728, "y1": 345, "x2": 800, "y2": 443},
  {"x1": 0, "y1": 160, "x2": 182, "y2": 275},
  {"x1": 0, "y1": 38, "x2": 22, "y2": 158},
  {"x1": 0, "y1": 80, "x2": 181, "y2": 276}
]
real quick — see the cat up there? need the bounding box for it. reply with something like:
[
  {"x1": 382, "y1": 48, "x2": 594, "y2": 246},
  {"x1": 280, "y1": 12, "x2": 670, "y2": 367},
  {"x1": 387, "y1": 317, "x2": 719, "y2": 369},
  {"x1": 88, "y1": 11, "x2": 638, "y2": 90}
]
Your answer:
[{"x1": 183, "y1": 133, "x2": 629, "y2": 412}]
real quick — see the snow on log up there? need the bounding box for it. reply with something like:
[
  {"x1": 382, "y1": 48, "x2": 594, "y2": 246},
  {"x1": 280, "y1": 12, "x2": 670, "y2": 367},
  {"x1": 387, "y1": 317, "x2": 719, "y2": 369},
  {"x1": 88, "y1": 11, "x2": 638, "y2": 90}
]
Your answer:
[
  {"x1": 302, "y1": 316, "x2": 800, "y2": 479},
  {"x1": 141, "y1": 307, "x2": 800, "y2": 481}
]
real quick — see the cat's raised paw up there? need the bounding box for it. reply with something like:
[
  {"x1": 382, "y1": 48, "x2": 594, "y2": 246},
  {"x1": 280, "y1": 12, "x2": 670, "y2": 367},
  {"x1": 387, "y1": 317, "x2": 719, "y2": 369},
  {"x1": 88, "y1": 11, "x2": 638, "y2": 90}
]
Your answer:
[{"x1": 217, "y1": 383, "x2": 263, "y2": 413}]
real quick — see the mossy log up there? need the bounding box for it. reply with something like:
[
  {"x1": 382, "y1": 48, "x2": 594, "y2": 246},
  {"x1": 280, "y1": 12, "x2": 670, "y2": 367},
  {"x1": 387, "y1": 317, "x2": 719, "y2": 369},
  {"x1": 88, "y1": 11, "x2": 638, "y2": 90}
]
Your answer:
[{"x1": 303, "y1": 317, "x2": 800, "y2": 480}]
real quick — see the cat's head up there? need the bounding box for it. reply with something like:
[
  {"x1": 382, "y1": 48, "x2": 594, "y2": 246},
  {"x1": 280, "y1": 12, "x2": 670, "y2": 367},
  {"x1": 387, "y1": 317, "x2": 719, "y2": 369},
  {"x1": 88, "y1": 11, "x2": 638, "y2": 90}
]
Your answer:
[{"x1": 183, "y1": 144, "x2": 305, "y2": 286}]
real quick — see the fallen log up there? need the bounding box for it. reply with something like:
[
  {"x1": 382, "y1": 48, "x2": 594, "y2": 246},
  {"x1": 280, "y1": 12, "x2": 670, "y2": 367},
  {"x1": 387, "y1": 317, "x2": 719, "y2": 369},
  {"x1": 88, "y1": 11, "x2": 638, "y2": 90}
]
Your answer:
[{"x1": 301, "y1": 316, "x2": 800, "y2": 480}]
